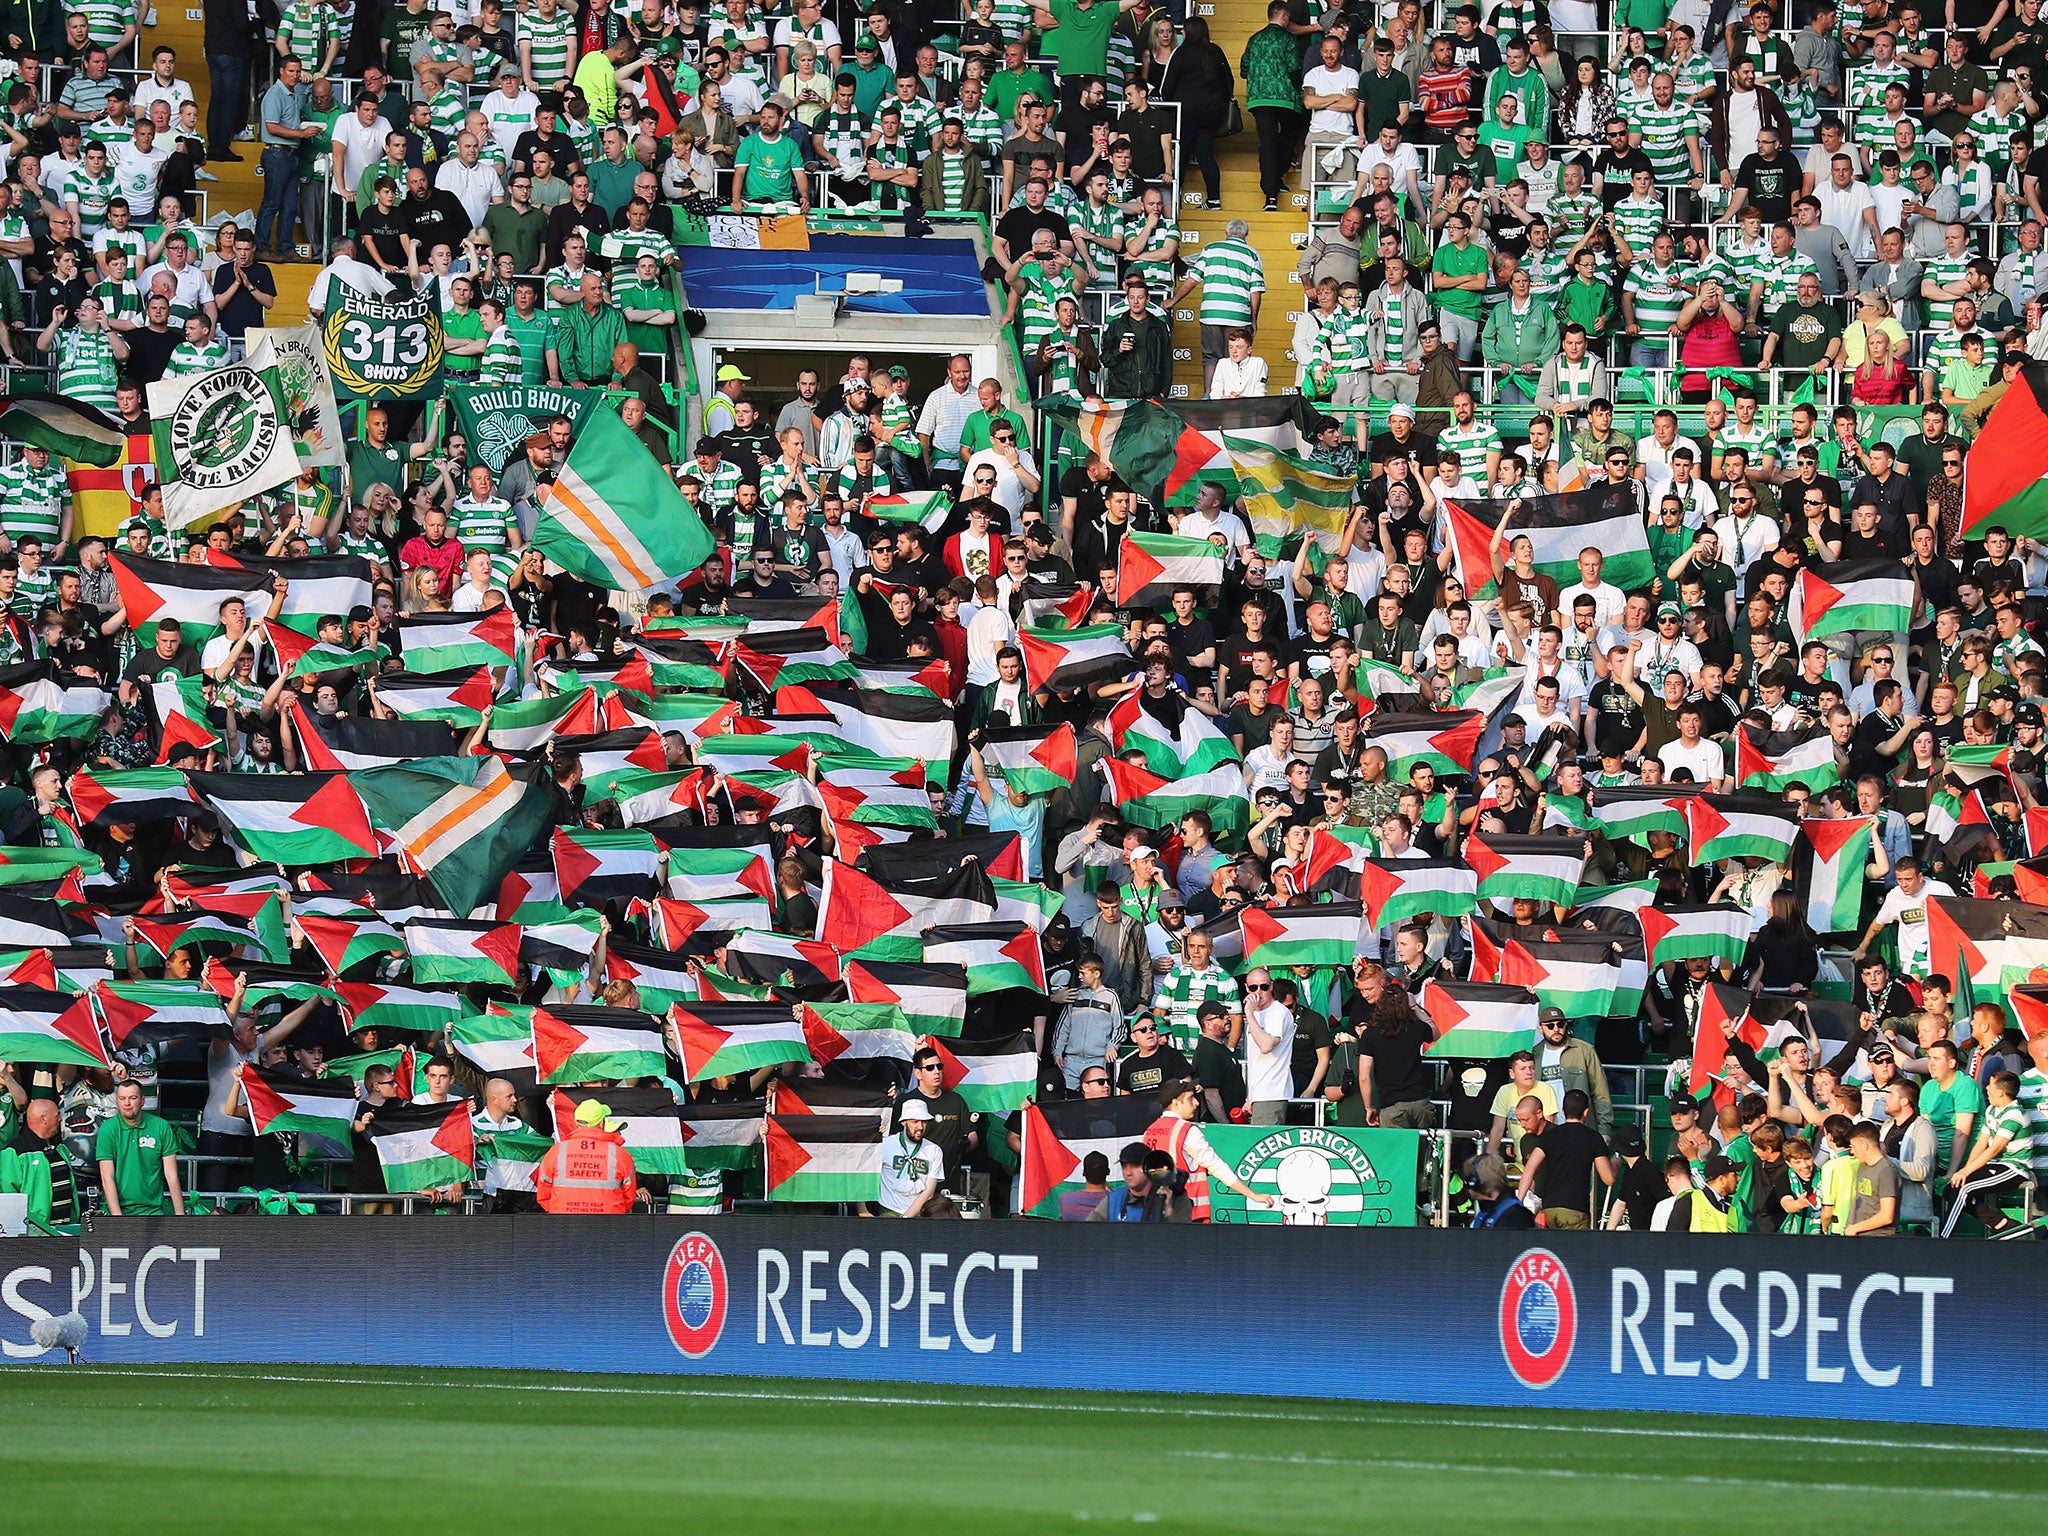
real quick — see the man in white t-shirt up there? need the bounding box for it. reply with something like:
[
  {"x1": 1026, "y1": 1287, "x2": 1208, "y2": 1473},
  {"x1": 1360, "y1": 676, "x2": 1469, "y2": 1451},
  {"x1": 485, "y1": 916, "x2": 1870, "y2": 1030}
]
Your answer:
[
  {"x1": 1853, "y1": 858, "x2": 1954, "y2": 978},
  {"x1": 479, "y1": 65, "x2": 540, "y2": 161},
  {"x1": 875, "y1": 1099, "x2": 947, "y2": 1215},
  {"x1": 1300, "y1": 34, "x2": 1361, "y2": 176},
  {"x1": 1242, "y1": 967, "x2": 1297, "y2": 1125},
  {"x1": 1656, "y1": 703, "x2": 1724, "y2": 788},
  {"x1": 1555, "y1": 549, "x2": 1626, "y2": 628}
]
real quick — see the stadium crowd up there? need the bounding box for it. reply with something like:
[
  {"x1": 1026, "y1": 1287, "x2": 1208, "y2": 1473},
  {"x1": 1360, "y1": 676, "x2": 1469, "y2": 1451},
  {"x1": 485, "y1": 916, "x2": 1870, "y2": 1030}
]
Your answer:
[{"x1": 0, "y1": 0, "x2": 2041, "y2": 1240}]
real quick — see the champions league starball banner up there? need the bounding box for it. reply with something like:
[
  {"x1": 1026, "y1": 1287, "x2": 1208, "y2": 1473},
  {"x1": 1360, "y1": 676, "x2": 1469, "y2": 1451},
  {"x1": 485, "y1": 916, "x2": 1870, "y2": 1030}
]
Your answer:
[{"x1": 2, "y1": 1219, "x2": 2041, "y2": 1425}]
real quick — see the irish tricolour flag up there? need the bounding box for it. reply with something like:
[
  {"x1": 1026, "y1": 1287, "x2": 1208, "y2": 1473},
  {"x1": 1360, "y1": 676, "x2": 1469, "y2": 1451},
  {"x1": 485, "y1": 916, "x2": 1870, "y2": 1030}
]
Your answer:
[
  {"x1": 366, "y1": 1101, "x2": 475, "y2": 1192},
  {"x1": 1421, "y1": 980, "x2": 1537, "y2": 1058},
  {"x1": 765, "y1": 1114, "x2": 882, "y2": 1201},
  {"x1": 1787, "y1": 560, "x2": 1915, "y2": 642},
  {"x1": 238, "y1": 1065, "x2": 357, "y2": 1140},
  {"x1": 1240, "y1": 902, "x2": 1363, "y2": 969},
  {"x1": 534, "y1": 407, "x2": 714, "y2": 589}
]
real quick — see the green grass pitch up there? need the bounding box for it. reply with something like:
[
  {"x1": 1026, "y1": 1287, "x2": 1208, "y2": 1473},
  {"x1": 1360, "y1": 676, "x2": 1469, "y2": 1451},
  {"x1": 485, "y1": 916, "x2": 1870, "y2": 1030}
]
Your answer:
[{"x1": 4, "y1": 1364, "x2": 2041, "y2": 1533}]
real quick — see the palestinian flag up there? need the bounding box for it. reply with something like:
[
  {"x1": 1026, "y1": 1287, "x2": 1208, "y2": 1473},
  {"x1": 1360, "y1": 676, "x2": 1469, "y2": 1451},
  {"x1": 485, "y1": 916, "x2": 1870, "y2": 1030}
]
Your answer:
[
  {"x1": 350, "y1": 755, "x2": 555, "y2": 918},
  {"x1": 1105, "y1": 692, "x2": 1241, "y2": 776},
  {"x1": 366, "y1": 1100, "x2": 476, "y2": 1191},
  {"x1": 724, "y1": 595, "x2": 852, "y2": 645},
  {"x1": 1688, "y1": 980, "x2": 1757, "y2": 1103},
  {"x1": 149, "y1": 675, "x2": 220, "y2": 761},
  {"x1": 1786, "y1": 560, "x2": 1915, "y2": 641},
  {"x1": 1097, "y1": 757, "x2": 1250, "y2": 839},
  {"x1": 1571, "y1": 880, "x2": 1659, "y2": 916},
  {"x1": 1019, "y1": 622, "x2": 1132, "y2": 693},
  {"x1": 844, "y1": 959, "x2": 968, "y2": 1038},
  {"x1": 1420, "y1": 980, "x2": 1537, "y2": 1057},
  {"x1": 859, "y1": 831, "x2": 1024, "y2": 885},
  {"x1": 770, "y1": 684, "x2": 955, "y2": 767},
  {"x1": 1363, "y1": 710, "x2": 1485, "y2": 778},
  {"x1": 535, "y1": 406, "x2": 715, "y2": 588},
  {"x1": 922, "y1": 922, "x2": 1047, "y2": 994},
  {"x1": 238, "y1": 1065, "x2": 357, "y2": 1140},
  {"x1": 255, "y1": 554, "x2": 375, "y2": 636},
  {"x1": 0, "y1": 847, "x2": 99, "y2": 894},
  {"x1": 300, "y1": 871, "x2": 447, "y2": 924},
  {"x1": 1227, "y1": 436, "x2": 1355, "y2": 556},
  {"x1": 1275, "y1": 829, "x2": 1364, "y2": 900},
  {"x1": 1733, "y1": 724, "x2": 1841, "y2": 794},
  {"x1": 300, "y1": 709, "x2": 461, "y2": 772},
  {"x1": 547, "y1": 729, "x2": 669, "y2": 800},
  {"x1": 294, "y1": 910, "x2": 404, "y2": 975},
  {"x1": 1018, "y1": 1098, "x2": 1161, "y2": 1217},
  {"x1": 521, "y1": 1003, "x2": 663, "y2": 1084},
  {"x1": 1465, "y1": 832, "x2": 1585, "y2": 906},
  {"x1": 815, "y1": 857, "x2": 996, "y2": 957},
  {"x1": 68, "y1": 766, "x2": 198, "y2": 827},
  {"x1": 768, "y1": 1080, "x2": 893, "y2": 1118},
  {"x1": 201, "y1": 956, "x2": 336, "y2": 1009},
  {"x1": 1682, "y1": 795, "x2": 1801, "y2": 864},
  {"x1": 764, "y1": 1113, "x2": 882, "y2": 1201},
  {"x1": 261, "y1": 622, "x2": 381, "y2": 682},
  {"x1": 723, "y1": 931, "x2": 843, "y2": 991},
  {"x1": 396, "y1": 608, "x2": 518, "y2": 672},
  {"x1": 188, "y1": 770, "x2": 377, "y2": 864},
  {"x1": 1240, "y1": 901, "x2": 1362, "y2": 969},
  {"x1": 689, "y1": 966, "x2": 776, "y2": 1002},
  {"x1": 1442, "y1": 487, "x2": 1655, "y2": 600},
  {"x1": 667, "y1": 1001, "x2": 811, "y2": 1081},
  {"x1": 109, "y1": 555, "x2": 273, "y2": 640},
  {"x1": 994, "y1": 877, "x2": 1063, "y2": 933},
  {"x1": 663, "y1": 843, "x2": 776, "y2": 906},
  {"x1": 1355, "y1": 856, "x2": 1476, "y2": 928},
  {"x1": 1960, "y1": 363, "x2": 2048, "y2": 538},
  {"x1": 552, "y1": 827, "x2": 662, "y2": 906},
  {"x1": 370, "y1": 667, "x2": 497, "y2": 726},
  {"x1": 548, "y1": 1085, "x2": 692, "y2": 1176},
  {"x1": 1116, "y1": 530, "x2": 1225, "y2": 609},
  {"x1": 801, "y1": 1001, "x2": 919, "y2": 1065},
  {"x1": 130, "y1": 909, "x2": 270, "y2": 960},
  {"x1": 733, "y1": 628, "x2": 857, "y2": 691},
  {"x1": 0, "y1": 986, "x2": 108, "y2": 1066},
  {"x1": 0, "y1": 392, "x2": 126, "y2": 464},
  {"x1": 1925, "y1": 895, "x2": 2048, "y2": 1009},
  {"x1": 1794, "y1": 819, "x2": 1875, "y2": 937},
  {"x1": 977, "y1": 721, "x2": 1079, "y2": 796},
  {"x1": 92, "y1": 979, "x2": 228, "y2": 1048},
  {"x1": 603, "y1": 937, "x2": 699, "y2": 1012},
  {"x1": 928, "y1": 1030, "x2": 1038, "y2": 1112},
  {"x1": 1590, "y1": 785, "x2": 1699, "y2": 843},
  {"x1": 866, "y1": 489, "x2": 953, "y2": 530},
  {"x1": 857, "y1": 655, "x2": 956, "y2": 699},
  {"x1": 1499, "y1": 937, "x2": 1632, "y2": 1018},
  {"x1": 336, "y1": 979, "x2": 472, "y2": 1034},
  {"x1": 403, "y1": 918, "x2": 524, "y2": 987},
  {"x1": 677, "y1": 1099, "x2": 767, "y2": 1170},
  {"x1": 517, "y1": 907, "x2": 605, "y2": 983},
  {"x1": 0, "y1": 661, "x2": 106, "y2": 743},
  {"x1": 815, "y1": 759, "x2": 937, "y2": 828},
  {"x1": 2009, "y1": 985, "x2": 2048, "y2": 1040},
  {"x1": 1637, "y1": 904, "x2": 1755, "y2": 966},
  {"x1": 628, "y1": 636, "x2": 731, "y2": 692},
  {"x1": 639, "y1": 896, "x2": 769, "y2": 947},
  {"x1": 324, "y1": 1046, "x2": 415, "y2": 1095},
  {"x1": 477, "y1": 1128, "x2": 553, "y2": 1192},
  {"x1": 449, "y1": 1007, "x2": 537, "y2": 1080}
]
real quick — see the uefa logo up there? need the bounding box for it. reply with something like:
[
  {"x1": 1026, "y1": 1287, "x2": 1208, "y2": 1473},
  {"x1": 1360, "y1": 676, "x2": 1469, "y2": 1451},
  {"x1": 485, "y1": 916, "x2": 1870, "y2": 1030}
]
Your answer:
[
  {"x1": 1498, "y1": 1248, "x2": 1577, "y2": 1389},
  {"x1": 661, "y1": 1232, "x2": 729, "y2": 1359}
]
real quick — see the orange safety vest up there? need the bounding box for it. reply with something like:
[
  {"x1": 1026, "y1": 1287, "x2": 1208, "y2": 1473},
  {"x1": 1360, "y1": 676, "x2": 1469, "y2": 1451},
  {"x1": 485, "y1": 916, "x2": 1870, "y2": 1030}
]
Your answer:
[
  {"x1": 534, "y1": 1128, "x2": 639, "y2": 1213},
  {"x1": 1143, "y1": 1113, "x2": 1211, "y2": 1221}
]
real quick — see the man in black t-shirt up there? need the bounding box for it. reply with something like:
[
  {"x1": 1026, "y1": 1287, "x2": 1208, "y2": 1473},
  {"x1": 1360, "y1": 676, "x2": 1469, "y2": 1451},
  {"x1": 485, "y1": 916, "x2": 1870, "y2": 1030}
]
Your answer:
[
  {"x1": 1586, "y1": 646, "x2": 1645, "y2": 758},
  {"x1": 122, "y1": 619, "x2": 202, "y2": 683},
  {"x1": 1192, "y1": 1001, "x2": 1247, "y2": 1120},
  {"x1": 1518, "y1": 1089, "x2": 1613, "y2": 1227},
  {"x1": 1116, "y1": 1013, "x2": 1192, "y2": 1097}
]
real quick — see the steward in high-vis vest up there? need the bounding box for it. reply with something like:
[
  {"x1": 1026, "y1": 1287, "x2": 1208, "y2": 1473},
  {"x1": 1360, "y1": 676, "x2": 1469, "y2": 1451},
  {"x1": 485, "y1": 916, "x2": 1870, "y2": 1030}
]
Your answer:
[
  {"x1": 1671, "y1": 1152, "x2": 1745, "y2": 1233},
  {"x1": 535, "y1": 1099, "x2": 644, "y2": 1213},
  {"x1": 1143, "y1": 1077, "x2": 1275, "y2": 1223}
]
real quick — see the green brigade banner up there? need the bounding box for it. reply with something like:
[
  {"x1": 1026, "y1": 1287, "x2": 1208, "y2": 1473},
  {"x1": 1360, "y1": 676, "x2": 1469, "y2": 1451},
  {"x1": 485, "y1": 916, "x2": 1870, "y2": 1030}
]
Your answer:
[
  {"x1": 245, "y1": 324, "x2": 345, "y2": 467},
  {"x1": 146, "y1": 338, "x2": 302, "y2": 528},
  {"x1": 322, "y1": 287, "x2": 445, "y2": 402},
  {"x1": 449, "y1": 383, "x2": 614, "y2": 473},
  {"x1": 1205, "y1": 1126, "x2": 1419, "y2": 1227}
]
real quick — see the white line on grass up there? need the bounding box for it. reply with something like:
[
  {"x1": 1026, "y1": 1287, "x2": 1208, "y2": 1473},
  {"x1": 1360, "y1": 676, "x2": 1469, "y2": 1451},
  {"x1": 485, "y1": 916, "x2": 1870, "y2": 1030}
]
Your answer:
[
  {"x1": 48, "y1": 1366, "x2": 2048, "y2": 1458},
  {"x1": 1168, "y1": 1450, "x2": 2029, "y2": 1502}
]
